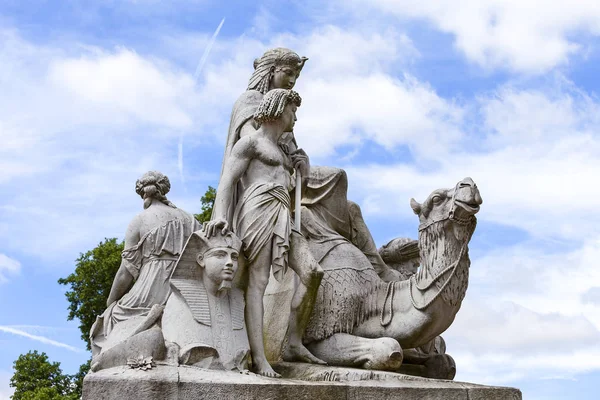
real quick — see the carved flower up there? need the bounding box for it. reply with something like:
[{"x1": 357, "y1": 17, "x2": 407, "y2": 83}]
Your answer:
[{"x1": 127, "y1": 355, "x2": 155, "y2": 370}]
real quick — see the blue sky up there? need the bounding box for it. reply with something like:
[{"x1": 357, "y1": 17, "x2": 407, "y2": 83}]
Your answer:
[{"x1": 1, "y1": 1, "x2": 600, "y2": 398}]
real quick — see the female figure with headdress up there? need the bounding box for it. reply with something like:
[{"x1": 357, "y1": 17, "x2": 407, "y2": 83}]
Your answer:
[
  {"x1": 218, "y1": 48, "x2": 309, "y2": 220},
  {"x1": 223, "y1": 48, "x2": 398, "y2": 282},
  {"x1": 90, "y1": 171, "x2": 200, "y2": 371}
]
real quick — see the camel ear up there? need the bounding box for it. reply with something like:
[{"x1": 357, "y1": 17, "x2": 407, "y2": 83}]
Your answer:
[{"x1": 410, "y1": 198, "x2": 422, "y2": 215}]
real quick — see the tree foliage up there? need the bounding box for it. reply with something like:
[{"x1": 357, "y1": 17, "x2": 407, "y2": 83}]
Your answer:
[
  {"x1": 10, "y1": 351, "x2": 78, "y2": 400},
  {"x1": 70, "y1": 359, "x2": 90, "y2": 397},
  {"x1": 194, "y1": 185, "x2": 216, "y2": 223},
  {"x1": 57, "y1": 238, "x2": 124, "y2": 350}
]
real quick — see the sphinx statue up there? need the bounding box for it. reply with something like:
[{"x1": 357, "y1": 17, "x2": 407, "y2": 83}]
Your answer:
[
  {"x1": 162, "y1": 230, "x2": 250, "y2": 371},
  {"x1": 89, "y1": 171, "x2": 200, "y2": 372}
]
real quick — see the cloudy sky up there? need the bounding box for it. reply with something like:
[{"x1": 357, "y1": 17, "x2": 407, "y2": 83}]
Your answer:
[{"x1": 1, "y1": 1, "x2": 600, "y2": 398}]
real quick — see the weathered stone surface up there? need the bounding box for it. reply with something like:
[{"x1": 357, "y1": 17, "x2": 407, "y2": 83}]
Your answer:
[
  {"x1": 83, "y1": 364, "x2": 521, "y2": 400},
  {"x1": 89, "y1": 171, "x2": 200, "y2": 372},
  {"x1": 162, "y1": 230, "x2": 250, "y2": 371}
]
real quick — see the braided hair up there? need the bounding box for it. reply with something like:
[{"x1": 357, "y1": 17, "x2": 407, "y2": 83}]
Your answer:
[
  {"x1": 253, "y1": 89, "x2": 302, "y2": 126},
  {"x1": 135, "y1": 171, "x2": 177, "y2": 209},
  {"x1": 247, "y1": 48, "x2": 308, "y2": 94}
]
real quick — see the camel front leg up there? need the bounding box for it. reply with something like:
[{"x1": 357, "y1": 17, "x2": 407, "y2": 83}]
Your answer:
[{"x1": 306, "y1": 333, "x2": 403, "y2": 371}]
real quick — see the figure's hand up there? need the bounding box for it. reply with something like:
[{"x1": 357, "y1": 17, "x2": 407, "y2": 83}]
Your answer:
[
  {"x1": 203, "y1": 219, "x2": 229, "y2": 238},
  {"x1": 279, "y1": 142, "x2": 290, "y2": 154},
  {"x1": 291, "y1": 148, "x2": 310, "y2": 177}
]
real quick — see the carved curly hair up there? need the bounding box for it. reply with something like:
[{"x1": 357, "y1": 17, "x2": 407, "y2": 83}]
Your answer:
[
  {"x1": 135, "y1": 171, "x2": 176, "y2": 210},
  {"x1": 253, "y1": 89, "x2": 302, "y2": 126}
]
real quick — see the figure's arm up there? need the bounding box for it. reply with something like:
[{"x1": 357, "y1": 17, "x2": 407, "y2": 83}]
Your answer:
[
  {"x1": 106, "y1": 217, "x2": 140, "y2": 306},
  {"x1": 204, "y1": 136, "x2": 255, "y2": 237}
]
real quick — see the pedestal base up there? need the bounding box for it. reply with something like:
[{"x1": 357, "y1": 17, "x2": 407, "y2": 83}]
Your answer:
[{"x1": 83, "y1": 364, "x2": 521, "y2": 400}]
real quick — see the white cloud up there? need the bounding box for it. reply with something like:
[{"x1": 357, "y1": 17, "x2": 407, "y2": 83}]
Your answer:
[
  {"x1": 437, "y1": 237, "x2": 600, "y2": 384},
  {"x1": 345, "y1": 79, "x2": 600, "y2": 241},
  {"x1": 0, "y1": 25, "x2": 464, "y2": 265},
  {"x1": 474, "y1": 239, "x2": 600, "y2": 324},
  {"x1": 48, "y1": 48, "x2": 196, "y2": 129},
  {"x1": 297, "y1": 73, "x2": 464, "y2": 159},
  {"x1": 347, "y1": 0, "x2": 600, "y2": 73},
  {"x1": 0, "y1": 370, "x2": 13, "y2": 400},
  {"x1": 0, "y1": 30, "x2": 217, "y2": 263},
  {"x1": 446, "y1": 305, "x2": 600, "y2": 384},
  {"x1": 254, "y1": 26, "x2": 463, "y2": 159},
  {"x1": 0, "y1": 254, "x2": 20, "y2": 283}
]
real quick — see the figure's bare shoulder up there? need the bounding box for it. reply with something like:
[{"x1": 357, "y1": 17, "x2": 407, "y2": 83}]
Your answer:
[
  {"x1": 231, "y1": 134, "x2": 259, "y2": 158},
  {"x1": 124, "y1": 213, "x2": 142, "y2": 247}
]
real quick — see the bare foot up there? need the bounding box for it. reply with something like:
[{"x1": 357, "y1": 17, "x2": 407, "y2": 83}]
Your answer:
[
  {"x1": 283, "y1": 343, "x2": 327, "y2": 365},
  {"x1": 253, "y1": 361, "x2": 281, "y2": 378}
]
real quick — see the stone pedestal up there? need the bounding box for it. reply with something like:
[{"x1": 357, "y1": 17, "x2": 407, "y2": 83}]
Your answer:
[{"x1": 83, "y1": 363, "x2": 521, "y2": 400}]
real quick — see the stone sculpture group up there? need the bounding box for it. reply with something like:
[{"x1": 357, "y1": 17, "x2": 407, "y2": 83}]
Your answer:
[{"x1": 88, "y1": 48, "x2": 483, "y2": 383}]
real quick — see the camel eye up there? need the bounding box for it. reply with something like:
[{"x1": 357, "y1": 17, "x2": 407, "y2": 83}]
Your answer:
[{"x1": 432, "y1": 195, "x2": 443, "y2": 204}]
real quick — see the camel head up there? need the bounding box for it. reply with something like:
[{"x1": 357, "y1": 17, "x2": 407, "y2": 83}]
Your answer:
[
  {"x1": 410, "y1": 177, "x2": 482, "y2": 231},
  {"x1": 409, "y1": 178, "x2": 483, "y2": 309}
]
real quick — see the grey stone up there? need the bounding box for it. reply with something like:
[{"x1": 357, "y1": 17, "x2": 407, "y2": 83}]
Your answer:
[
  {"x1": 89, "y1": 171, "x2": 200, "y2": 372},
  {"x1": 264, "y1": 176, "x2": 483, "y2": 373},
  {"x1": 83, "y1": 364, "x2": 521, "y2": 400},
  {"x1": 205, "y1": 85, "x2": 324, "y2": 377},
  {"x1": 84, "y1": 47, "x2": 516, "y2": 398},
  {"x1": 162, "y1": 230, "x2": 250, "y2": 371}
]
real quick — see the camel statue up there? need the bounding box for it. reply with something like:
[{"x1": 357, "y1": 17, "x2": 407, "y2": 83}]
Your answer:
[{"x1": 295, "y1": 177, "x2": 483, "y2": 372}]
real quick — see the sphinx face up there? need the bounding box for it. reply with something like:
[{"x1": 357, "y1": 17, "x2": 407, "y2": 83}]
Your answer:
[{"x1": 201, "y1": 247, "x2": 239, "y2": 288}]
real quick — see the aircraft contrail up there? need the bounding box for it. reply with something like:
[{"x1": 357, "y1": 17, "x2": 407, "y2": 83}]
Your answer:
[
  {"x1": 179, "y1": 17, "x2": 226, "y2": 187},
  {"x1": 0, "y1": 325, "x2": 83, "y2": 353},
  {"x1": 194, "y1": 18, "x2": 226, "y2": 81}
]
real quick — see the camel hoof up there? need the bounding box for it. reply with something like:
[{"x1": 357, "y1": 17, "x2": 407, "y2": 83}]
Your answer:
[{"x1": 424, "y1": 354, "x2": 456, "y2": 380}]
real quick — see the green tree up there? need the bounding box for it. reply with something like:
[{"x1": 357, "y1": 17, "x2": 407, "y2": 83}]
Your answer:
[
  {"x1": 70, "y1": 359, "x2": 90, "y2": 398},
  {"x1": 10, "y1": 351, "x2": 78, "y2": 400},
  {"x1": 58, "y1": 238, "x2": 124, "y2": 350},
  {"x1": 194, "y1": 185, "x2": 216, "y2": 223}
]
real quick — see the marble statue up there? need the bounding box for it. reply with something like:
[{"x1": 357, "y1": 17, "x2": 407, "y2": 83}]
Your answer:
[
  {"x1": 205, "y1": 88, "x2": 325, "y2": 378},
  {"x1": 162, "y1": 229, "x2": 250, "y2": 371},
  {"x1": 379, "y1": 238, "x2": 420, "y2": 280},
  {"x1": 83, "y1": 46, "x2": 521, "y2": 400},
  {"x1": 300, "y1": 177, "x2": 482, "y2": 371},
  {"x1": 379, "y1": 238, "x2": 457, "y2": 379},
  {"x1": 89, "y1": 171, "x2": 200, "y2": 372},
  {"x1": 219, "y1": 47, "x2": 308, "y2": 190},
  {"x1": 215, "y1": 47, "x2": 402, "y2": 369}
]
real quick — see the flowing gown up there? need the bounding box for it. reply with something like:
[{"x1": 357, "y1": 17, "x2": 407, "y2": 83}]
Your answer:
[{"x1": 90, "y1": 216, "x2": 200, "y2": 355}]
